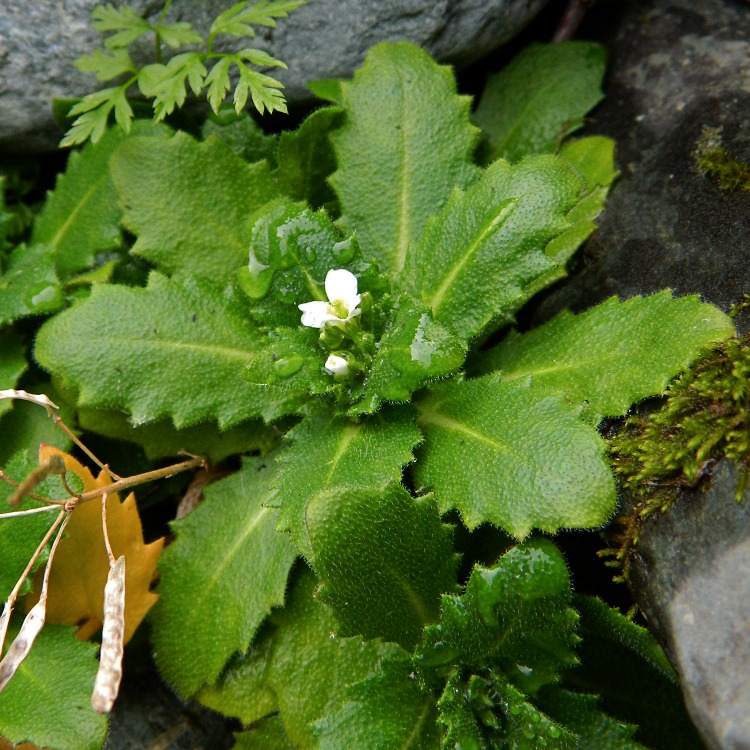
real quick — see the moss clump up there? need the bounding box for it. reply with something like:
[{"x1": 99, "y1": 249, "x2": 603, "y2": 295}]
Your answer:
[
  {"x1": 693, "y1": 125, "x2": 750, "y2": 193},
  {"x1": 605, "y1": 333, "x2": 750, "y2": 579}
]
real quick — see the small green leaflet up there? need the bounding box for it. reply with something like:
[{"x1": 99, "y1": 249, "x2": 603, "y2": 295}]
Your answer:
[
  {"x1": 0, "y1": 624, "x2": 107, "y2": 750},
  {"x1": 273, "y1": 404, "x2": 422, "y2": 559},
  {"x1": 0, "y1": 243, "x2": 63, "y2": 325},
  {"x1": 34, "y1": 272, "x2": 278, "y2": 428},
  {"x1": 417, "y1": 540, "x2": 579, "y2": 683},
  {"x1": 415, "y1": 376, "x2": 615, "y2": 538},
  {"x1": 0, "y1": 329, "x2": 27, "y2": 418},
  {"x1": 32, "y1": 122, "x2": 169, "y2": 279},
  {"x1": 479, "y1": 292, "x2": 735, "y2": 418},
  {"x1": 110, "y1": 131, "x2": 280, "y2": 281},
  {"x1": 202, "y1": 568, "x2": 404, "y2": 748},
  {"x1": 138, "y1": 54, "x2": 208, "y2": 121},
  {"x1": 402, "y1": 155, "x2": 584, "y2": 341},
  {"x1": 209, "y1": 0, "x2": 307, "y2": 39},
  {"x1": 90, "y1": 4, "x2": 152, "y2": 48},
  {"x1": 437, "y1": 670, "x2": 487, "y2": 750},
  {"x1": 151, "y1": 456, "x2": 296, "y2": 697},
  {"x1": 312, "y1": 660, "x2": 441, "y2": 750},
  {"x1": 475, "y1": 42, "x2": 607, "y2": 163},
  {"x1": 308, "y1": 481, "x2": 457, "y2": 649},
  {"x1": 330, "y1": 42, "x2": 479, "y2": 276}
]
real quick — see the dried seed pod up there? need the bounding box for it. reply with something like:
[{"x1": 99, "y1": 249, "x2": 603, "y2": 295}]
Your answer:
[
  {"x1": 0, "y1": 600, "x2": 46, "y2": 691},
  {"x1": 91, "y1": 555, "x2": 126, "y2": 713}
]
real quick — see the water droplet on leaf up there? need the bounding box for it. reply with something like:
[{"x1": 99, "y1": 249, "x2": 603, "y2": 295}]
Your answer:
[
  {"x1": 273, "y1": 355, "x2": 304, "y2": 378},
  {"x1": 332, "y1": 237, "x2": 356, "y2": 264}
]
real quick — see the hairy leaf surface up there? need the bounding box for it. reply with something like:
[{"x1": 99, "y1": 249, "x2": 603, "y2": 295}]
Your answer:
[
  {"x1": 35, "y1": 272, "x2": 286, "y2": 428},
  {"x1": 417, "y1": 540, "x2": 578, "y2": 683},
  {"x1": 308, "y1": 482, "x2": 457, "y2": 649},
  {"x1": 475, "y1": 42, "x2": 606, "y2": 163},
  {"x1": 32, "y1": 122, "x2": 167, "y2": 278},
  {"x1": 415, "y1": 376, "x2": 615, "y2": 537},
  {"x1": 403, "y1": 155, "x2": 583, "y2": 341},
  {"x1": 273, "y1": 404, "x2": 422, "y2": 558},
  {"x1": 234, "y1": 717, "x2": 294, "y2": 750},
  {"x1": 479, "y1": 292, "x2": 735, "y2": 417},
  {"x1": 0, "y1": 624, "x2": 106, "y2": 750},
  {"x1": 0, "y1": 243, "x2": 63, "y2": 325},
  {"x1": 312, "y1": 660, "x2": 440, "y2": 750},
  {"x1": 202, "y1": 569, "x2": 404, "y2": 748},
  {"x1": 0, "y1": 330, "x2": 27, "y2": 418},
  {"x1": 152, "y1": 456, "x2": 296, "y2": 697},
  {"x1": 110, "y1": 132, "x2": 280, "y2": 281},
  {"x1": 202, "y1": 110, "x2": 279, "y2": 165},
  {"x1": 330, "y1": 42, "x2": 479, "y2": 275}
]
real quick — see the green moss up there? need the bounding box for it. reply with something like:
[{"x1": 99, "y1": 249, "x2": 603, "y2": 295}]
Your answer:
[
  {"x1": 605, "y1": 334, "x2": 750, "y2": 578},
  {"x1": 693, "y1": 125, "x2": 750, "y2": 193}
]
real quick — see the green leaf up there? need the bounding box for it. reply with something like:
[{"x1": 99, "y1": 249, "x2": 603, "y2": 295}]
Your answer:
[
  {"x1": 561, "y1": 596, "x2": 704, "y2": 750},
  {"x1": 417, "y1": 540, "x2": 578, "y2": 682},
  {"x1": 234, "y1": 717, "x2": 294, "y2": 750},
  {"x1": 273, "y1": 404, "x2": 422, "y2": 558},
  {"x1": 437, "y1": 669, "x2": 486, "y2": 750},
  {"x1": 415, "y1": 375, "x2": 615, "y2": 537},
  {"x1": 402, "y1": 155, "x2": 584, "y2": 341},
  {"x1": 0, "y1": 450, "x2": 73, "y2": 602},
  {"x1": 510, "y1": 136, "x2": 619, "y2": 312},
  {"x1": 0, "y1": 381, "x2": 74, "y2": 466},
  {"x1": 535, "y1": 689, "x2": 646, "y2": 750},
  {"x1": 306, "y1": 78, "x2": 343, "y2": 104},
  {"x1": 202, "y1": 109, "x2": 279, "y2": 165},
  {"x1": 61, "y1": 87, "x2": 131, "y2": 147},
  {"x1": 240, "y1": 199, "x2": 382, "y2": 330},
  {"x1": 0, "y1": 243, "x2": 64, "y2": 325},
  {"x1": 110, "y1": 131, "x2": 280, "y2": 281},
  {"x1": 202, "y1": 568, "x2": 404, "y2": 747},
  {"x1": 275, "y1": 107, "x2": 343, "y2": 209},
  {"x1": 33, "y1": 122, "x2": 168, "y2": 279},
  {"x1": 210, "y1": 0, "x2": 306, "y2": 38},
  {"x1": 479, "y1": 292, "x2": 735, "y2": 418},
  {"x1": 34, "y1": 272, "x2": 284, "y2": 428},
  {"x1": 330, "y1": 42, "x2": 479, "y2": 276},
  {"x1": 138, "y1": 54, "x2": 207, "y2": 121},
  {"x1": 352, "y1": 296, "x2": 466, "y2": 415},
  {"x1": 74, "y1": 46, "x2": 136, "y2": 81},
  {"x1": 0, "y1": 329, "x2": 27, "y2": 418},
  {"x1": 312, "y1": 659, "x2": 441, "y2": 750},
  {"x1": 0, "y1": 623, "x2": 107, "y2": 750},
  {"x1": 205, "y1": 57, "x2": 233, "y2": 112},
  {"x1": 152, "y1": 456, "x2": 296, "y2": 697},
  {"x1": 308, "y1": 481, "x2": 457, "y2": 649},
  {"x1": 475, "y1": 42, "x2": 606, "y2": 163},
  {"x1": 77, "y1": 406, "x2": 278, "y2": 462}
]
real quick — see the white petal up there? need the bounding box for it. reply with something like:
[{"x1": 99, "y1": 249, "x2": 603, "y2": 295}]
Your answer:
[
  {"x1": 299, "y1": 301, "x2": 338, "y2": 328},
  {"x1": 325, "y1": 269, "x2": 359, "y2": 307},
  {"x1": 325, "y1": 355, "x2": 349, "y2": 376}
]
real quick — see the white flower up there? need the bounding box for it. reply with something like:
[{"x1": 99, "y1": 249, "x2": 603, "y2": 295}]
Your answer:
[
  {"x1": 324, "y1": 354, "x2": 349, "y2": 376},
  {"x1": 299, "y1": 269, "x2": 361, "y2": 328}
]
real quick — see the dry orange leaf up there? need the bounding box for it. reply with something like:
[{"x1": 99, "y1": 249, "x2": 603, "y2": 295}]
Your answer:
[
  {"x1": 26, "y1": 446, "x2": 164, "y2": 644},
  {"x1": 0, "y1": 739, "x2": 40, "y2": 750}
]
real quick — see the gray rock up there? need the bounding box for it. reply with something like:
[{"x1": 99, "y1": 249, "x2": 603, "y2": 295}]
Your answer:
[
  {"x1": 0, "y1": 0, "x2": 549, "y2": 152},
  {"x1": 541, "y1": 0, "x2": 750, "y2": 747},
  {"x1": 628, "y1": 460, "x2": 750, "y2": 750}
]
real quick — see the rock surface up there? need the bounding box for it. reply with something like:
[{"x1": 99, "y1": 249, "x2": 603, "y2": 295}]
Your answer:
[
  {"x1": 0, "y1": 0, "x2": 549, "y2": 152},
  {"x1": 540, "y1": 1, "x2": 750, "y2": 747},
  {"x1": 628, "y1": 460, "x2": 750, "y2": 750}
]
